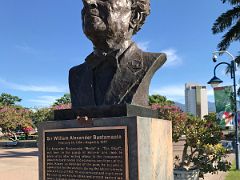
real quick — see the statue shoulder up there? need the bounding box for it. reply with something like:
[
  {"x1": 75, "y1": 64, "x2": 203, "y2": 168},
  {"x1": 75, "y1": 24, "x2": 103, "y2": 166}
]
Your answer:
[
  {"x1": 69, "y1": 63, "x2": 89, "y2": 86},
  {"x1": 69, "y1": 52, "x2": 95, "y2": 76},
  {"x1": 69, "y1": 62, "x2": 88, "y2": 76},
  {"x1": 143, "y1": 51, "x2": 166, "y2": 62},
  {"x1": 131, "y1": 43, "x2": 167, "y2": 68},
  {"x1": 142, "y1": 51, "x2": 167, "y2": 71}
]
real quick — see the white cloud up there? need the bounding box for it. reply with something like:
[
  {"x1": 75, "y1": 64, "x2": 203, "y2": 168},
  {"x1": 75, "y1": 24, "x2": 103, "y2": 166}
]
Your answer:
[
  {"x1": 150, "y1": 85, "x2": 185, "y2": 97},
  {"x1": 150, "y1": 85, "x2": 216, "y2": 104},
  {"x1": 15, "y1": 43, "x2": 37, "y2": 54},
  {"x1": 150, "y1": 85, "x2": 185, "y2": 103},
  {"x1": 0, "y1": 78, "x2": 67, "y2": 93},
  {"x1": 162, "y1": 48, "x2": 182, "y2": 67},
  {"x1": 136, "y1": 43, "x2": 182, "y2": 67},
  {"x1": 136, "y1": 41, "x2": 150, "y2": 51},
  {"x1": 28, "y1": 96, "x2": 60, "y2": 107}
]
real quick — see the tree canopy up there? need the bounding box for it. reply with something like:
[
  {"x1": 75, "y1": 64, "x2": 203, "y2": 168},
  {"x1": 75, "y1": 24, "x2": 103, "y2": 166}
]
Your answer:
[
  {"x1": 0, "y1": 93, "x2": 22, "y2": 106},
  {"x1": 149, "y1": 94, "x2": 174, "y2": 106},
  {"x1": 53, "y1": 93, "x2": 71, "y2": 106},
  {"x1": 0, "y1": 106, "x2": 32, "y2": 131},
  {"x1": 31, "y1": 108, "x2": 54, "y2": 127},
  {"x1": 0, "y1": 92, "x2": 72, "y2": 132},
  {"x1": 212, "y1": 0, "x2": 240, "y2": 62}
]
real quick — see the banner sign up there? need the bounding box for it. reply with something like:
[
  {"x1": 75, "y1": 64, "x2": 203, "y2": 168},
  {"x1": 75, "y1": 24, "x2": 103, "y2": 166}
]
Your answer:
[{"x1": 214, "y1": 86, "x2": 234, "y2": 127}]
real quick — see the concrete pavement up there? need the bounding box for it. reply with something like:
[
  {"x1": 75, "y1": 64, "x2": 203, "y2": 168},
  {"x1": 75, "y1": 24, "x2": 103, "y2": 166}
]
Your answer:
[
  {"x1": 0, "y1": 147, "x2": 38, "y2": 180},
  {"x1": 0, "y1": 146, "x2": 235, "y2": 180},
  {"x1": 203, "y1": 153, "x2": 234, "y2": 180}
]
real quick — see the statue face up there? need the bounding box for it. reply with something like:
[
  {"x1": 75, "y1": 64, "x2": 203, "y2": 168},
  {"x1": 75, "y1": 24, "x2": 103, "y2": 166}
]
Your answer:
[{"x1": 82, "y1": 0, "x2": 132, "y2": 46}]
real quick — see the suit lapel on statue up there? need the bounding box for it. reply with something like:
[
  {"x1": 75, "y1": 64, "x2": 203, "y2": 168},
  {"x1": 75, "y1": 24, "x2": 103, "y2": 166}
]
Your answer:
[{"x1": 104, "y1": 43, "x2": 145, "y2": 104}]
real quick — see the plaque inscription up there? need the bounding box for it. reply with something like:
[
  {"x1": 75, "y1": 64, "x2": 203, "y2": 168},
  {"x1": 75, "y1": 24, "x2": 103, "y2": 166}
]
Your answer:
[{"x1": 43, "y1": 126, "x2": 128, "y2": 180}]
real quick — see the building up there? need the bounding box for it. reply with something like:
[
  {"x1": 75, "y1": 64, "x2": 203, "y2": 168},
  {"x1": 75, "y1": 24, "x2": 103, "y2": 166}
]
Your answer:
[{"x1": 185, "y1": 83, "x2": 208, "y2": 119}]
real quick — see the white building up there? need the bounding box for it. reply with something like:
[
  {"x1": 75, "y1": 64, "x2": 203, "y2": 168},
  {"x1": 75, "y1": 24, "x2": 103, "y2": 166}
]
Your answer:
[{"x1": 185, "y1": 83, "x2": 208, "y2": 119}]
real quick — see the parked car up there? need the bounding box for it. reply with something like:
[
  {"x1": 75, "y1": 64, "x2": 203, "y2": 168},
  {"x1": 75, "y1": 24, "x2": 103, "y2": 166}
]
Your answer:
[
  {"x1": 15, "y1": 130, "x2": 24, "y2": 136},
  {"x1": 221, "y1": 140, "x2": 234, "y2": 152}
]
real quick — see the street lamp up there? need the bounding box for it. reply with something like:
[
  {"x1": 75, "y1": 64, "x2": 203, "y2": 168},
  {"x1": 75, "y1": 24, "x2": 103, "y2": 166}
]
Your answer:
[{"x1": 208, "y1": 50, "x2": 240, "y2": 170}]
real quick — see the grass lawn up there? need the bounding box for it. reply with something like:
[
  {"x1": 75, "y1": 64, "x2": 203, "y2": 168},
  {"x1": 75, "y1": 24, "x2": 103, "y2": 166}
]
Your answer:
[{"x1": 225, "y1": 161, "x2": 240, "y2": 180}]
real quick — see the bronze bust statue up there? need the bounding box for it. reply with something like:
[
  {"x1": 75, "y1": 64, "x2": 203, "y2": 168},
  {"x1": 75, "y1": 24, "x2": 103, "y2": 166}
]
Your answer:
[{"x1": 69, "y1": 0, "x2": 167, "y2": 108}]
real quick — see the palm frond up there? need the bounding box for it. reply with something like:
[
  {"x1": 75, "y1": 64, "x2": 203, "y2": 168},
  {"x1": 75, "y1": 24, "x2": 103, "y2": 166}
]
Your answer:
[
  {"x1": 217, "y1": 20, "x2": 240, "y2": 50},
  {"x1": 235, "y1": 54, "x2": 240, "y2": 65},
  {"x1": 222, "y1": 0, "x2": 240, "y2": 5},
  {"x1": 212, "y1": 6, "x2": 240, "y2": 34},
  {"x1": 225, "y1": 65, "x2": 232, "y2": 74}
]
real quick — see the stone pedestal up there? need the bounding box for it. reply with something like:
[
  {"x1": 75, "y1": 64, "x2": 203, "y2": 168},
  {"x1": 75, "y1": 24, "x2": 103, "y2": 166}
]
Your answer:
[
  {"x1": 39, "y1": 116, "x2": 173, "y2": 180},
  {"x1": 54, "y1": 104, "x2": 159, "y2": 120}
]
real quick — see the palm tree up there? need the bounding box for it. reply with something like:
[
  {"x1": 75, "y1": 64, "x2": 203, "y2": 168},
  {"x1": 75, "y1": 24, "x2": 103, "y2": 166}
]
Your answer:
[{"x1": 212, "y1": 0, "x2": 240, "y2": 63}]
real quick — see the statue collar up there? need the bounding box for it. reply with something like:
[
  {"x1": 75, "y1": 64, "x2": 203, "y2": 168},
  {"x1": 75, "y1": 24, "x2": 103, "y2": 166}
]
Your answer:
[{"x1": 86, "y1": 42, "x2": 137, "y2": 69}]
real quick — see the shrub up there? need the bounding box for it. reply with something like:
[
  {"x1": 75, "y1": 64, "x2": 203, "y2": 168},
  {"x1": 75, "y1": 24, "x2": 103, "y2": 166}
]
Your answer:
[{"x1": 152, "y1": 104, "x2": 231, "y2": 178}]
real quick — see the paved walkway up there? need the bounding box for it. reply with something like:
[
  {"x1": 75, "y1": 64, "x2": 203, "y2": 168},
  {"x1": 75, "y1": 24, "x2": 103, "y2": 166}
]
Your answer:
[
  {"x1": 0, "y1": 147, "x2": 235, "y2": 180},
  {"x1": 204, "y1": 153, "x2": 234, "y2": 180},
  {"x1": 0, "y1": 147, "x2": 38, "y2": 180},
  {"x1": 204, "y1": 171, "x2": 228, "y2": 180}
]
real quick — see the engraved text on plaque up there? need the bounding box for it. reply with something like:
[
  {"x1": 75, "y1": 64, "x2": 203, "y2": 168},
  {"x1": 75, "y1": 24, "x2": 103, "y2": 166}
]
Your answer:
[{"x1": 43, "y1": 126, "x2": 128, "y2": 180}]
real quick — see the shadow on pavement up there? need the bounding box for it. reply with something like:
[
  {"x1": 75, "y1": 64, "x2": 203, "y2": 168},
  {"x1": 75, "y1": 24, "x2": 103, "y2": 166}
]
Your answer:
[{"x1": 0, "y1": 150, "x2": 39, "y2": 158}]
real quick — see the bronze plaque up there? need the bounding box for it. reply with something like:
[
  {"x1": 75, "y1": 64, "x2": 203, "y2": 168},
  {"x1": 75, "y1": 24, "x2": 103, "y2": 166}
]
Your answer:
[{"x1": 43, "y1": 126, "x2": 128, "y2": 180}]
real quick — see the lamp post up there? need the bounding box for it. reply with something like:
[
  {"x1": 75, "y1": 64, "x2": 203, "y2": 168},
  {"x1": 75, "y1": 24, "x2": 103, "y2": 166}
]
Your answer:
[{"x1": 207, "y1": 50, "x2": 240, "y2": 170}]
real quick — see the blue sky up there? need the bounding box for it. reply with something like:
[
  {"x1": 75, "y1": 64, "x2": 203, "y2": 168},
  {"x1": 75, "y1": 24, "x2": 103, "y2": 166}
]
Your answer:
[{"x1": 0, "y1": 0, "x2": 239, "y2": 108}]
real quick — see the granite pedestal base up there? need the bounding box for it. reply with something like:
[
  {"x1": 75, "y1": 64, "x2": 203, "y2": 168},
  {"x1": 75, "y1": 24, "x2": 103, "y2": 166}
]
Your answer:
[{"x1": 39, "y1": 116, "x2": 173, "y2": 180}]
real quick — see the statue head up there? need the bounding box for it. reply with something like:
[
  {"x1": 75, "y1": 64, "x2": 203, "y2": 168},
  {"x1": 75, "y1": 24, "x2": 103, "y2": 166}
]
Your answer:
[
  {"x1": 129, "y1": 0, "x2": 150, "y2": 35},
  {"x1": 81, "y1": 0, "x2": 150, "y2": 51}
]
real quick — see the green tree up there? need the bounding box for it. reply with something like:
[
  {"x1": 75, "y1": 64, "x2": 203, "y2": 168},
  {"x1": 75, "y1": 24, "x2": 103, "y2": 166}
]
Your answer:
[
  {"x1": 212, "y1": 0, "x2": 240, "y2": 62},
  {"x1": 174, "y1": 115, "x2": 230, "y2": 178},
  {"x1": 0, "y1": 93, "x2": 22, "y2": 106},
  {"x1": 203, "y1": 112, "x2": 217, "y2": 122},
  {"x1": 149, "y1": 94, "x2": 174, "y2": 106},
  {"x1": 31, "y1": 108, "x2": 54, "y2": 127},
  {"x1": 152, "y1": 106, "x2": 230, "y2": 178},
  {"x1": 152, "y1": 104, "x2": 187, "y2": 142},
  {"x1": 53, "y1": 93, "x2": 71, "y2": 106},
  {"x1": 0, "y1": 106, "x2": 32, "y2": 131}
]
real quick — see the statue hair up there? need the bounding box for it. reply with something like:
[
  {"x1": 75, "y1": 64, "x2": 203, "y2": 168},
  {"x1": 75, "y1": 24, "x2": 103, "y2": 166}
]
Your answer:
[{"x1": 131, "y1": 0, "x2": 150, "y2": 34}]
